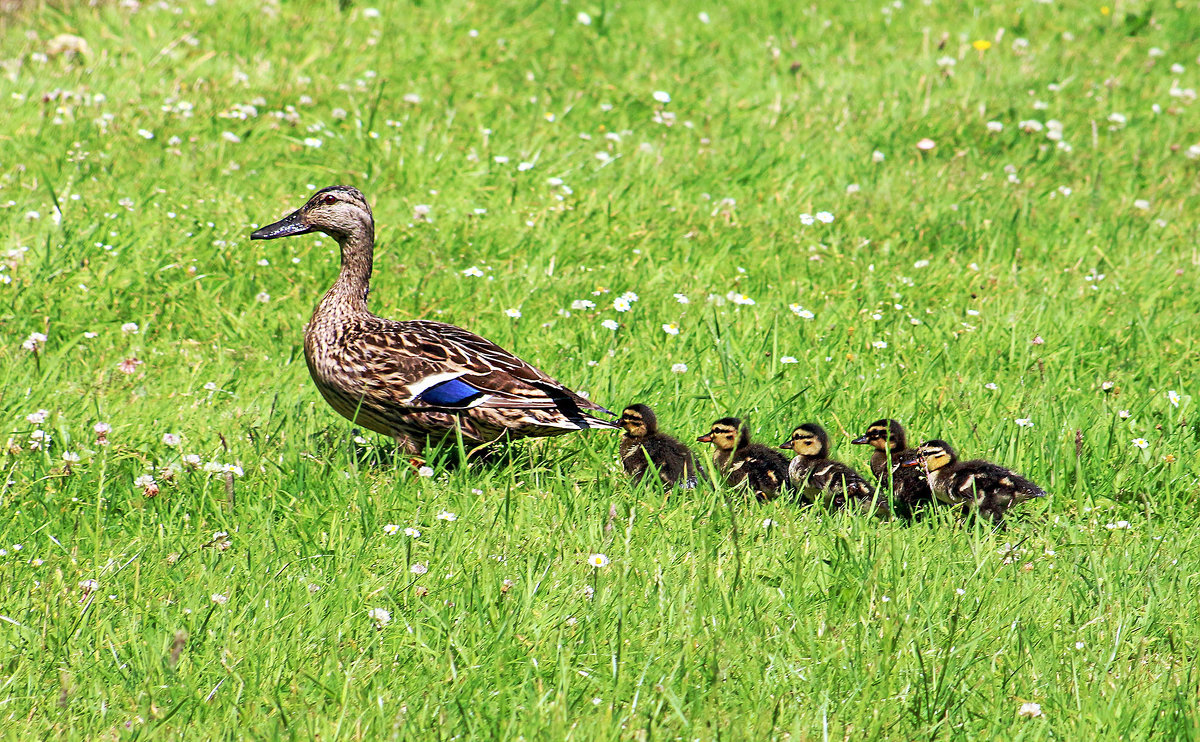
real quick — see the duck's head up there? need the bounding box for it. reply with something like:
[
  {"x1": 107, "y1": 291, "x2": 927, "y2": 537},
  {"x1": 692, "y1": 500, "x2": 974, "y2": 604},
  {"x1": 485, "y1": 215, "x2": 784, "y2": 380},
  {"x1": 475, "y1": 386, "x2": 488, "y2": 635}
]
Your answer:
[
  {"x1": 851, "y1": 418, "x2": 907, "y2": 452},
  {"x1": 619, "y1": 404, "x2": 658, "y2": 438},
  {"x1": 250, "y1": 185, "x2": 373, "y2": 242},
  {"x1": 780, "y1": 423, "x2": 828, "y2": 458},
  {"x1": 697, "y1": 417, "x2": 749, "y2": 451},
  {"x1": 901, "y1": 439, "x2": 956, "y2": 472}
]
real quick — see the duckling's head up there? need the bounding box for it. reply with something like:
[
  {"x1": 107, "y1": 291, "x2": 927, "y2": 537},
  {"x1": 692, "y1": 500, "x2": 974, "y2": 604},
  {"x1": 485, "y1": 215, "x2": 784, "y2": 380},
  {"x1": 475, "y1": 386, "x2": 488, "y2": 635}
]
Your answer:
[
  {"x1": 901, "y1": 440, "x2": 957, "y2": 472},
  {"x1": 250, "y1": 185, "x2": 373, "y2": 243},
  {"x1": 697, "y1": 417, "x2": 750, "y2": 451},
  {"x1": 780, "y1": 423, "x2": 828, "y2": 458},
  {"x1": 619, "y1": 404, "x2": 658, "y2": 438},
  {"x1": 851, "y1": 419, "x2": 907, "y2": 452}
]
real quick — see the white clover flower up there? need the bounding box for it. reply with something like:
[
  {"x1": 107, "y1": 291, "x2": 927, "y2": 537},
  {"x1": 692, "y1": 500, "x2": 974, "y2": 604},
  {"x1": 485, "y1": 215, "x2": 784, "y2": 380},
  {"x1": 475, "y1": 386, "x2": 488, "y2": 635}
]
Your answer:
[
  {"x1": 652, "y1": 91, "x2": 671, "y2": 104},
  {"x1": 221, "y1": 131, "x2": 241, "y2": 143},
  {"x1": 418, "y1": 466, "x2": 435, "y2": 477},
  {"x1": 383, "y1": 524, "x2": 400, "y2": 535},
  {"x1": 1075, "y1": 641, "x2": 1085, "y2": 650},
  {"x1": 62, "y1": 451, "x2": 81, "y2": 463},
  {"x1": 588, "y1": 553, "x2": 610, "y2": 568},
  {"x1": 121, "y1": 322, "x2": 139, "y2": 334},
  {"x1": 133, "y1": 474, "x2": 156, "y2": 488},
  {"x1": 1018, "y1": 702, "x2": 1043, "y2": 718},
  {"x1": 985, "y1": 383, "x2": 998, "y2": 390},
  {"x1": 162, "y1": 433, "x2": 181, "y2": 446},
  {"x1": 986, "y1": 121, "x2": 1004, "y2": 132},
  {"x1": 872, "y1": 150, "x2": 885, "y2": 162},
  {"x1": 26, "y1": 410, "x2": 49, "y2": 425},
  {"x1": 916, "y1": 137, "x2": 936, "y2": 151},
  {"x1": 670, "y1": 363, "x2": 688, "y2": 374},
  {"x1": 368, "y1": 607, "x2": 391, "y2": 628},
  {"x1": 255, "y1": 292, "x2": 270, "y2": 303},
  {"x1": 362, "y1": 7, "x2": 380, "y2": 17},
  {"x1": 1118, "y1": 410, "x2": 1131, "y2": 419},
  {"x1": 211, "y1": 593, "x2": 228, "y2": 605},
  {"x1": 410, "y1": 562, "x2": 428, "y2": 575},
  {"x1": 576, "y1": 11, "x2": 592, "y2": 25},
  {"x1": 412, "y1": 204, "x2": 432, "y2": 221}
]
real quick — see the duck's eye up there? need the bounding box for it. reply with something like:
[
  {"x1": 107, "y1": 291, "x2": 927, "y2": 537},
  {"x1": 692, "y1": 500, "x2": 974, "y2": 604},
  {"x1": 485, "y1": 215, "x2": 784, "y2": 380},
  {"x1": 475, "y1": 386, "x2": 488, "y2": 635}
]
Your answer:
[{"x1": 320, "y1": 194, "x2": 338, "y2": 206}]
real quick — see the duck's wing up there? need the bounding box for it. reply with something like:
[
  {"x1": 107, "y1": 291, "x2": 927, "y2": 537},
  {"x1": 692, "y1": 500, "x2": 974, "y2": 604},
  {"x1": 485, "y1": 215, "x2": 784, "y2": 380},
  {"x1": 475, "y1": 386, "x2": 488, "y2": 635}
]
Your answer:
[
  {"x1": 356, "y1": 319, "x2": 616, "y2": 424},
  {"x1": 954, "y1": 461, "x2": 1046, "y2": 503}
]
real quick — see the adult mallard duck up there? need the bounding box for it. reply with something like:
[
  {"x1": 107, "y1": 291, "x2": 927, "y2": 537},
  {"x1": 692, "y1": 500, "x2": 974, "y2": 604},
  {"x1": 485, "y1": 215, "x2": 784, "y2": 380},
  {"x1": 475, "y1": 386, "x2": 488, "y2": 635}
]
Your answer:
[
  {"x1": 696, "y1": 417, "x2": 789, "y2": 500},
  {"x1": 901, "y1": 440, "x2": 1045, "y2": 523},
  {"x1": 781, "y1": 423, "x2": 888, "y2": 517},
  {"x1": 618, "y1": 404, "x2": 703, "y2": 490},
  {"x1": 851, "y1": 418, "x2": 934, "y2": 520},
  {"x1": 250, "y1": 186, "x2": 617, "y2": 455}
]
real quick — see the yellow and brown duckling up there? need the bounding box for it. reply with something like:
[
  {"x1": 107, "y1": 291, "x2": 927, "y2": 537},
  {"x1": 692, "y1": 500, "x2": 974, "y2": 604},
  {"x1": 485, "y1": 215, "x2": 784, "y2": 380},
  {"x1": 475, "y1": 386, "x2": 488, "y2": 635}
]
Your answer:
[
  {"x1": 618, "y1": 404, "x2": 703, "y2": 490},
  {"x1": 851, "y1": 418, "x2": 934, "y2": 520},
  {"x1": 696, "y1": 417, "x2": 790, "y2": 500},
  {"x1": 781, "y1": 423, "x2": 888, "y2": 516},
  {"x1": 901, "y1": 440, "x2": 1045, "y2": 523},
  {"x1": 250, "y1": 186, "x2": 617, "y2": 457}
]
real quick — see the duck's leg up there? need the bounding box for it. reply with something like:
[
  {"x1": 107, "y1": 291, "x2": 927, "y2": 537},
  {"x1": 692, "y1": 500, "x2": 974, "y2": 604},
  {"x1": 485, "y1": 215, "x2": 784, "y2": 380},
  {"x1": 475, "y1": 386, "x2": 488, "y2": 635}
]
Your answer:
[{"x1": 393, "y1": 433, "x2": 425, "y2": 468}]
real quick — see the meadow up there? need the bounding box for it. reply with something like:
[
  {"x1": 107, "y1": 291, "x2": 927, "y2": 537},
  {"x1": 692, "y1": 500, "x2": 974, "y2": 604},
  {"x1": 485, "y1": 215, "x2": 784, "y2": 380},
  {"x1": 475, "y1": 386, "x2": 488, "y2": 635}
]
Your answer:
[{"x1": 2, "y1": 0, "x2": 1199, "y2": 737}]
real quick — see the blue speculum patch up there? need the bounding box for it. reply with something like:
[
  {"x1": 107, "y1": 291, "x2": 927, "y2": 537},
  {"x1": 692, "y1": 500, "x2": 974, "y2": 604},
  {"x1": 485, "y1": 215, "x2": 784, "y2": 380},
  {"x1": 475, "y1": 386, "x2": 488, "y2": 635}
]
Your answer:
[{"x1": 416, "y1": 377, "x2": 488, "y2": 407}]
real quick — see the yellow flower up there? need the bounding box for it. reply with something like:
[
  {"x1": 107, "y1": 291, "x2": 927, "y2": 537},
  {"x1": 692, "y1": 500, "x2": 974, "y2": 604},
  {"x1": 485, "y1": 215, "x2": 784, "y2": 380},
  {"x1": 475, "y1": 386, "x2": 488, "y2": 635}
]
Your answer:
[
  {"x1": 1100, "y1": 6, "x2": 1111, "y2": 15},
  {"x1": 972, "y1": 40, "x2": 992, "y2": 51}
]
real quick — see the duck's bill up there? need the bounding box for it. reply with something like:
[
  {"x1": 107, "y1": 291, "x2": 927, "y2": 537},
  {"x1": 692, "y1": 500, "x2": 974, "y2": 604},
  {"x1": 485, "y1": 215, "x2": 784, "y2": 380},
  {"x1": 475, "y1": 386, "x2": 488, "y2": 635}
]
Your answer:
[
  {"x1": 850, "y1": 435, "x2": 870, "y2": 445},
  {"x1": 250, "y1": 209, "x2": 313, "y2": 240},
  {"x1": 696, "y1": 434, "x2": 713, "y2": 443},
  {"x1": 899, "y1": 458, "x2": 922, "y2": 468},
  {"x1": 778, "y1": 442, "x2": 792, "y2": 450}
]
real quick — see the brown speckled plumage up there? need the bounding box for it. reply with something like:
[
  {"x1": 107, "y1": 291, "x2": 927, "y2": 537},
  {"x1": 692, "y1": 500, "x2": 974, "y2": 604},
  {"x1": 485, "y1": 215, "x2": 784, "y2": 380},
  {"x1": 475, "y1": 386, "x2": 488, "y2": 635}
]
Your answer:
[{"x1": 251, "y1": 186, "x2": 617, "y2": 454}]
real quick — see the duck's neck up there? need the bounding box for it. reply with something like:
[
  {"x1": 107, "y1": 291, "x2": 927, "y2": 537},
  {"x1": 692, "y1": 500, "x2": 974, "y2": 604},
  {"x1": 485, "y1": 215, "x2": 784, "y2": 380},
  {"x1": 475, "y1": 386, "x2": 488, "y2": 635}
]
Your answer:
[{"x1": 321, "y1": 227, "x2": 375, "y2": 316}]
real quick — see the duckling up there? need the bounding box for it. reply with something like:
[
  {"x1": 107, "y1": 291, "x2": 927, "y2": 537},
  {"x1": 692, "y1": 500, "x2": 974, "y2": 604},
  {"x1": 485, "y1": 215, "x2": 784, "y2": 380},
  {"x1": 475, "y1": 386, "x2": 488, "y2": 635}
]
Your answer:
[
  {"x1": 696, "y1": 417, "x2": 790, "y2": 500},
  {"x1": 618, "y1": 404, "x2": 703, "y2": 490},
  {"x1": 249, "y1": 186, "x2": 617, "y2": 457},
  {"x1": 851, "y1": 418, "x2": 934, "y2": 519},
  {"x1": 781, "y1": 424, "x2": 888, "y2": 516},
  {"x1": 901, "y1": 440, "x2": 1045, "y2": 523}
]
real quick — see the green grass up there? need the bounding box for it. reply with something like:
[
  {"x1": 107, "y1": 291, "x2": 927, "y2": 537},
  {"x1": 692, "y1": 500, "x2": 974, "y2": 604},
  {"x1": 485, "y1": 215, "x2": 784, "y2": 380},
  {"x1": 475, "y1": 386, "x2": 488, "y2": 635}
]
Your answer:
[{"x1": 2, "y1": 0, "x2": 1200, "y2": 737}]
